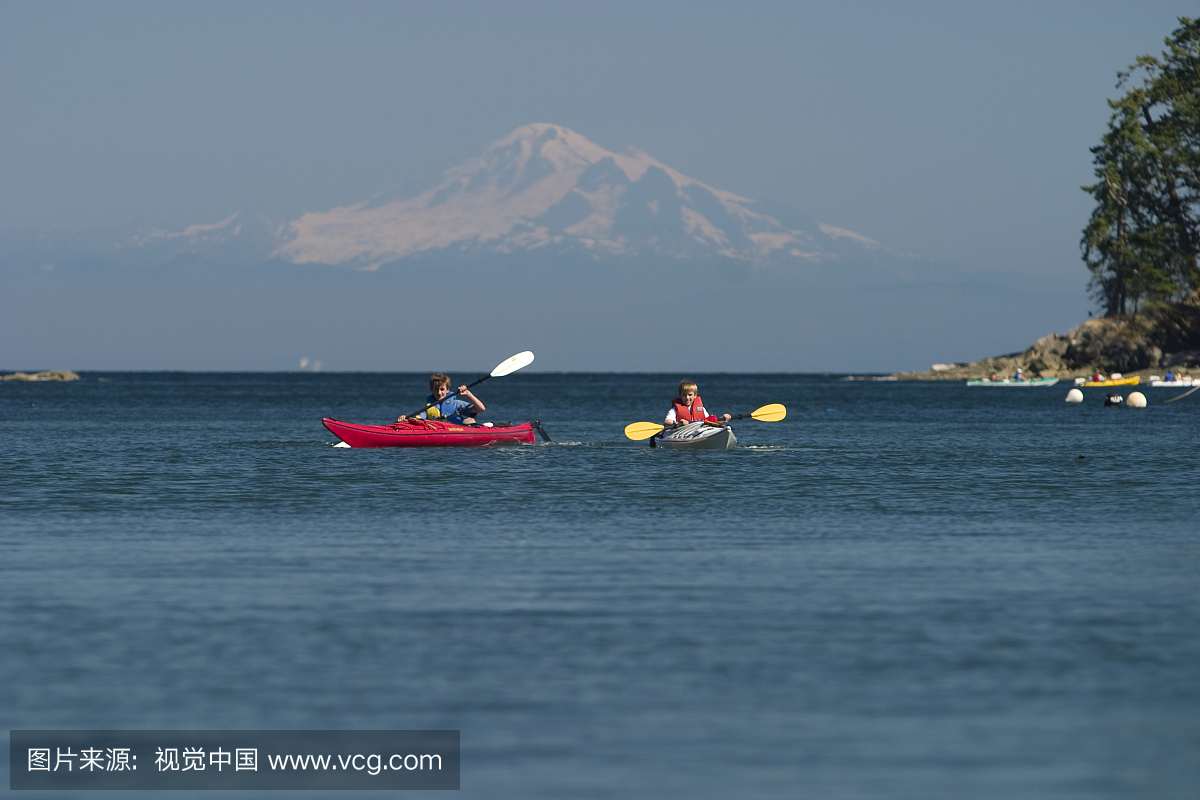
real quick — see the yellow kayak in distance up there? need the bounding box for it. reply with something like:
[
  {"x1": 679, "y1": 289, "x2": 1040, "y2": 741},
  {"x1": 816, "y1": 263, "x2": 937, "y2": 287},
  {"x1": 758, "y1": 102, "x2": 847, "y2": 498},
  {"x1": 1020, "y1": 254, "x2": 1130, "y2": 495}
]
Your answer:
[{"x1": 1080, "y1": 376, "x2": 1140, "y2": 387}]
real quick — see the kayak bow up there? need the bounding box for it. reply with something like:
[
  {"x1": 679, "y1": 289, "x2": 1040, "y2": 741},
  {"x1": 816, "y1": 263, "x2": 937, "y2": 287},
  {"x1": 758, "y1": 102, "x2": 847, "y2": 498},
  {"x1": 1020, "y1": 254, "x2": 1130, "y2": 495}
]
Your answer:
[{"x1": 654, "y1": 421, "x2": 737, "y2": 450}]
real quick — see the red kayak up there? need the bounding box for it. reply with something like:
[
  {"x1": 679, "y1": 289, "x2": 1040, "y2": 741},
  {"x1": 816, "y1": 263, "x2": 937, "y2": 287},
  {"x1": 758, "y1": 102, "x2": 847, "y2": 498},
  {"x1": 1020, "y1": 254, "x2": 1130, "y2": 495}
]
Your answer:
[{"x1": 323, "y1": 418, "x2": 541, "y2": 448}]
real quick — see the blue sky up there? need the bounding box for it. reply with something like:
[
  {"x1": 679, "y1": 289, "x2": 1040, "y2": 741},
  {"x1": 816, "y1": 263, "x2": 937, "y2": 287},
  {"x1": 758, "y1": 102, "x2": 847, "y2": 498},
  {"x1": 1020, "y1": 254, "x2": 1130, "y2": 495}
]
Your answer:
[{"x1": 1, "y1": 1, "x2": 1194, "y2": 370}]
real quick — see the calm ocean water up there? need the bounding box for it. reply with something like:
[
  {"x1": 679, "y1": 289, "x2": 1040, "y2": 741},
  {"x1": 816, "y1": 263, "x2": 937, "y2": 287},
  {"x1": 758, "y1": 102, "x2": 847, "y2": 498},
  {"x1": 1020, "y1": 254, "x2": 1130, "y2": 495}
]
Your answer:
[{"x1": 2, "y1": 372, "x2": 1198, "y2": 799}]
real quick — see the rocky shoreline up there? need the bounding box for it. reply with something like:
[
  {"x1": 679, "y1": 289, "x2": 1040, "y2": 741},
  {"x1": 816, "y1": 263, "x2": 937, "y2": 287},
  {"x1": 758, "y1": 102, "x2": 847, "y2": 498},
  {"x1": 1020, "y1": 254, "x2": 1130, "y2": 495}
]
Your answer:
[
  {"x1": 892, "y1": 292, "x2": 1200, "y2": 382},
  {"x1": 1, "y1": 370, "x2": 81, "y2": 382}
]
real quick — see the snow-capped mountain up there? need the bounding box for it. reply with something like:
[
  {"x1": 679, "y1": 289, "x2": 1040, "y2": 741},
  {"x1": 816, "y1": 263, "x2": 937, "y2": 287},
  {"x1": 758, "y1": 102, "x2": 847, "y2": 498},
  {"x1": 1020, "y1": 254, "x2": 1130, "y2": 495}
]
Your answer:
[
  {"x1": 2, "y1": 123, "x2": 1084, "y2": 374},
  {"x1": 273, "y1": 123, "x2": 881, "y2": 271},
  {"x1": 1, "y1": 124, "x2": 887, "y2": 275}
]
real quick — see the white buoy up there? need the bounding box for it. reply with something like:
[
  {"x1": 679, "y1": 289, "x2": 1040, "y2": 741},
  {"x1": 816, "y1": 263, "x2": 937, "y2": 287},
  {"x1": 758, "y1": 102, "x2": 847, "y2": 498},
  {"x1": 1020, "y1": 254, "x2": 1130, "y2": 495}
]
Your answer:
[
  {"x1": 1127, "y1": 391, "x2": 1147, "y2": 408},
  {"x1": 1065, "y1": 388, "x2": 1084, "y2": 403}
]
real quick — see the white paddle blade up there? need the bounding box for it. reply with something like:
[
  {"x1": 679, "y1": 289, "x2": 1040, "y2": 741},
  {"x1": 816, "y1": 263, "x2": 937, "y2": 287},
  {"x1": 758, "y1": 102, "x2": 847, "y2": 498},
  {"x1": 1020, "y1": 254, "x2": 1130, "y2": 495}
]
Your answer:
[{"x1": 491, "y1": 350, "x2": 535, "y2": 377}]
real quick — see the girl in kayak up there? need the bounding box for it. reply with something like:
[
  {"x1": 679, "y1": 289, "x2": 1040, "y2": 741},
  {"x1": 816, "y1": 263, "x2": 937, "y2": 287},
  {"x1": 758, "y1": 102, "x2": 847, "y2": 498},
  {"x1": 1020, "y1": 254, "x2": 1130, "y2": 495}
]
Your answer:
[
  {"x1": 397, "y1": 373, "x2": 485, "y2": 424},
  {"x1": 664, "y1": 380, "x2": 731, "y2": 427}
]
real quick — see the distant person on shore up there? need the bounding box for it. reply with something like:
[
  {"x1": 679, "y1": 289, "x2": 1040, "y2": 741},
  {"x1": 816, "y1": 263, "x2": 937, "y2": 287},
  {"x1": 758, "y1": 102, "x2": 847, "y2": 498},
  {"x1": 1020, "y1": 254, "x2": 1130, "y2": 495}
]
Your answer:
[
  {"x1": 665, "y1": 380, "x2": 731, "y2": 427},
  {"x1": 397, "y1": 373, "x2": 485, "y2": 424}
]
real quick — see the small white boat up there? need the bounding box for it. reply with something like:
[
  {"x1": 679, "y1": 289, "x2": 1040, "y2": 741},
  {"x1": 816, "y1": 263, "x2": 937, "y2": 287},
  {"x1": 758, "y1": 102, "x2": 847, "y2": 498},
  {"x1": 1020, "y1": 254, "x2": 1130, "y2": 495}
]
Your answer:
[
  {"x1": 966, "y1": 377, "x2": 1059, "y2": 387},
  {"x1": 1146, "y1": 376, "x2": 1196, "y2": 387},
  {"x1": 654, "y1": 421, "x2": 737, "y2": 450}
]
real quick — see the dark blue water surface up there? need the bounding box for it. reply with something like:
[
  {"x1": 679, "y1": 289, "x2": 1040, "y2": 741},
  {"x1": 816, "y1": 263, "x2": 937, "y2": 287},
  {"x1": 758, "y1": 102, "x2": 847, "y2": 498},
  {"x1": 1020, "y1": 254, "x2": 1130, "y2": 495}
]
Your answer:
[{"x1": 3, "y1": 372, "x2": 1198, "y2": 799}]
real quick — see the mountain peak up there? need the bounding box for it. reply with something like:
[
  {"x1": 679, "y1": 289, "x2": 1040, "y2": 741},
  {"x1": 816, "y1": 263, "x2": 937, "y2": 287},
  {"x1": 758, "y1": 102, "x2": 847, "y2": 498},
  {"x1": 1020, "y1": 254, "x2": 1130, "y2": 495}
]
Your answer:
[{"x1": 481, "y1": 124, "x2": 699, "y2": 189}]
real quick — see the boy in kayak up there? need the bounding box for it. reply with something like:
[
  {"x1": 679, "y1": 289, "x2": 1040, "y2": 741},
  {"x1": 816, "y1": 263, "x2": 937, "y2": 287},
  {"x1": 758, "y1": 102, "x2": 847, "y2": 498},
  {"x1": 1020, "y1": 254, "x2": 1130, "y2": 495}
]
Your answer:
[
  {"x1": 397, "y1": 373, "x2": 485, "y2": 424},
  {"x1": 664, "y1": 380, "x2": 730, "y2": 427}
]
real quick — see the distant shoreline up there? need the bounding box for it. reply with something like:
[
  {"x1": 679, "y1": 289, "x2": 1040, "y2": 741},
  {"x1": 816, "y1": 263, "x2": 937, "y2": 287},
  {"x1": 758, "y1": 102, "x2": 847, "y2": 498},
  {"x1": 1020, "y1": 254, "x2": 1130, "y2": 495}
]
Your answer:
[
  {"x1": 891, "y1": 297, "x2": 1200, "y2": 382},
  {"x1": 1, "y1": 370, "x2": 80, "y2": 382}
]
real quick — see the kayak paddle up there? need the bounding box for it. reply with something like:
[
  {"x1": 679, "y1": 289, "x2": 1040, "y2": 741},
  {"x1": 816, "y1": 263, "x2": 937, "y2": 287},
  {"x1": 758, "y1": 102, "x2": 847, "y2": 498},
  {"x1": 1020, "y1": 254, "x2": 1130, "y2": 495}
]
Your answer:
[
  {"x1": 623, "y1": 403, "x2": 787, "y2": 441},
  {"x1": 729, "y1": 403, "x2": 786, "y2": 422},
  {"x1": 406, "y1": 351, "x2": 535, "y2": 419},
  {"x1": 623, "y1": 421, "x2": 668, "y2": 441}
]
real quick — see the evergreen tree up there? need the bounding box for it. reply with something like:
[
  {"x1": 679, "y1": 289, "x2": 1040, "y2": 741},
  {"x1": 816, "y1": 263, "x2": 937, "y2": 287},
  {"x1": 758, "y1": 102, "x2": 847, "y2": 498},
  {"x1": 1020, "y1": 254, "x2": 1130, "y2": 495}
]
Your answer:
[{"x1": 1083, "y1": 18, "x2": 1199, "y2": 315}]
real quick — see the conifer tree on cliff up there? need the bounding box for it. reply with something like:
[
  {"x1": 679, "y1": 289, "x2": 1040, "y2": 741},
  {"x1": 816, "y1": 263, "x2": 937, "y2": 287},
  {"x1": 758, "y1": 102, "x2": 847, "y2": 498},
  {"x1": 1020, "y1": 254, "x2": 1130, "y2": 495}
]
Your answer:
[{"x1": 1082, "y1": 17, "x2": 1199, "y2": 317}]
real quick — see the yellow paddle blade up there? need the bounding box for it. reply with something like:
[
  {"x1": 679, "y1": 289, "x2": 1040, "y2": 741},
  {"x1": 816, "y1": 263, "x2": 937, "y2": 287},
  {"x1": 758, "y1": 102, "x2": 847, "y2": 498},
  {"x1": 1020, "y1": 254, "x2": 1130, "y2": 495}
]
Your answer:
[
  {"x1": 624, "y1": 421, "x2": 665, "y2": 440},
  {"x1": 750, "y1": 403, "x2": 786, "y2": 422}
]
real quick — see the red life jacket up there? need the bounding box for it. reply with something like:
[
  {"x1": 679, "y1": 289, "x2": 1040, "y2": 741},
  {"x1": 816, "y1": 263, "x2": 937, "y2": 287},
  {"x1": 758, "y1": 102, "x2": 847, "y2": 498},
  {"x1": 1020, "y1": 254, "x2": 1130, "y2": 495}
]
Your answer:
[{"x1": 672, "y1": 395, "x2": 714, "y2": 423}]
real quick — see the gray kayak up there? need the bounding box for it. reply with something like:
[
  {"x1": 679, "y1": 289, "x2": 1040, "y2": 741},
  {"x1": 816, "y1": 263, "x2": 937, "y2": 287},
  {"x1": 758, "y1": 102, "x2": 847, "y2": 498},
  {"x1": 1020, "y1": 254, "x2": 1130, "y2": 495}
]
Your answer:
[{"x1": 655, "y1": 421, "x2": 736, "y2": 450}]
